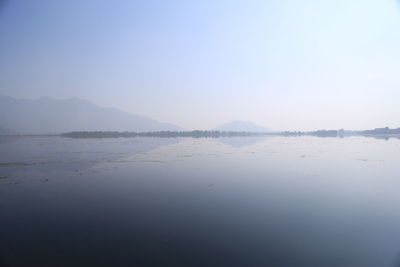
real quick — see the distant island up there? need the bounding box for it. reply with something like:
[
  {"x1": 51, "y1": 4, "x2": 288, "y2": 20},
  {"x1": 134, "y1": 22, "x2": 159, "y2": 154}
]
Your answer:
[{"x1": 60, "y1": 127, "x2": 400, "y2": 139}]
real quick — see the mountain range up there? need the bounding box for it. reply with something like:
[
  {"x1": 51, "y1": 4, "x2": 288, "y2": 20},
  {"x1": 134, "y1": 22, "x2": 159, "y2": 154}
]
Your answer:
[
  {"x1": 0, "y1": 95, "x2": 182, "y2": 134},
  {"x1": 0, "y1": 95, "x2": 274, "y2": 134}
]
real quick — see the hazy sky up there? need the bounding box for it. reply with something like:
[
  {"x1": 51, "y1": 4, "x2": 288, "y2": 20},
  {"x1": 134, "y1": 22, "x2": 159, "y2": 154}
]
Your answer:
[{"x1": 0, "y1": 0, "x2": 399, "y2": 131}]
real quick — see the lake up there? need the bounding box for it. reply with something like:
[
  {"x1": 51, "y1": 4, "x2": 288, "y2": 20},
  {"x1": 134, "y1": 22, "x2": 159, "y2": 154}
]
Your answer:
[{"x1": 1, "y1": 135, "x2": 400, "y2": 267}]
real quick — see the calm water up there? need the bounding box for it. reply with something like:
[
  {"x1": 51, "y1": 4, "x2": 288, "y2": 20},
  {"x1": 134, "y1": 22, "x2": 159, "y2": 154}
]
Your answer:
[{"x1": 1, "y1": 136, "x2": 400, "y2": 267}]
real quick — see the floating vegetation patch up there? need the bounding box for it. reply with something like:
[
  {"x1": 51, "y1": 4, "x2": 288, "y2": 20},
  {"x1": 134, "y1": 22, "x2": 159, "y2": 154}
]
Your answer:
[
  {"x1": 0, "y1": 175, "x2": 8, "y2": 179},
  {"x1": 63, "y1": 151, "x2": 104, "y2": 154},
  {"x1": 355, "y1": 158, "x2": 386, "y2": 163},
  {"x1": 0, "y1": 161, "x2": 50, "y2": 167},
  {"x1": 300, "y1": 155, "x2": 314, "y2": 158},
  {"x1": 6, "y1": 181, "x2": 21, "y2": 186},
  {"x1": 74, "y1": 169, "x2": 102, "y2": 176},
  {"x1": 39, "y1": 178, "x2": 49, "y2": 183}
]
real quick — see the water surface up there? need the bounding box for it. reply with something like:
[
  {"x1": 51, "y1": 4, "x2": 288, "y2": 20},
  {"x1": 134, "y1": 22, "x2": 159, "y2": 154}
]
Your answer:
[{"x1": 1, "y1": 136, "x2": 400, "y2": 267}]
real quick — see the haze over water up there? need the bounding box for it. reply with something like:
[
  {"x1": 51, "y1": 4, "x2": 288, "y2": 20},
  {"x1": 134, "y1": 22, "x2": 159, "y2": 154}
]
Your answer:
[{"x1": 1, "y1": 135, "x2": 400, "y2": 267}]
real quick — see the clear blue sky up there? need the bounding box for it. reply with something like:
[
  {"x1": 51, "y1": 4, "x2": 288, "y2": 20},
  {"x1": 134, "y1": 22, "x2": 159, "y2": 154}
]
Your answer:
[{"x1": 0, "y1": 0, "x2": 399, "y2": 131}]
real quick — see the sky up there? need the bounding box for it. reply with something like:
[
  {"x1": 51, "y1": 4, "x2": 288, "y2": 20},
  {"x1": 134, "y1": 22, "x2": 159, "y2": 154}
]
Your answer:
[{"x1": 0, "y1": 0, "x2": 399, "y2": 131}]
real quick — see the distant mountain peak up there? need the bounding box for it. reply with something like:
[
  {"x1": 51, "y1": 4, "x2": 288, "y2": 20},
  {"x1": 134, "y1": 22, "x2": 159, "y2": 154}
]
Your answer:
[{"x1": 213, "y1": 120, "x2": 272, "y2": 132}]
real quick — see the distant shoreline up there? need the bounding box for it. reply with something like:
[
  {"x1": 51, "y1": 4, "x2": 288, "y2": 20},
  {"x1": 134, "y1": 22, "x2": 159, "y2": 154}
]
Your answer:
[
  {"x1": 59, "y1": 131, "x2": 274, "y2": 138},
  {"x1": 59, "y1": 131, "x2": 400, "y2": 140},
  {"x1": 58, "y1": 127, "x2": 400, "y2": 139},
  {"x1": 0, "y1": 127, "x2": 399, "y2": 139}
]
